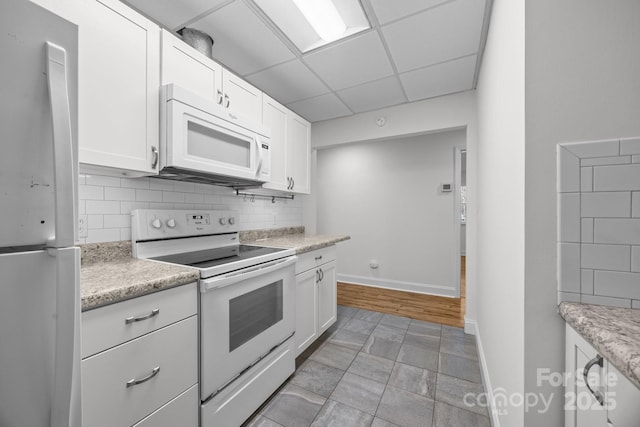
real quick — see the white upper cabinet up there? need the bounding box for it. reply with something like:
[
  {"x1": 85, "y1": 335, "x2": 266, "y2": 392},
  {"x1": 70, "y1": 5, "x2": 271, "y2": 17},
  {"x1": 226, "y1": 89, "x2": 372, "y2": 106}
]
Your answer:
[
  {"x1": 262, "y1": 95, "x2": 311, "y2": 194},
  {"x1": 161, "y1": 30, "x2": 262, "y2": 125},
  {"x1": 161, "y1": 29, "x2": 222, "y2": 103},
  {"x1": 78, "y1": 0, "x2": 160, "y2": 176},
  {"x1": 221, "y1": 69, "x2": 262, "y2": 125},
  {"x1": 286, "y1": 111, "x2": 311, "y2": 194}
]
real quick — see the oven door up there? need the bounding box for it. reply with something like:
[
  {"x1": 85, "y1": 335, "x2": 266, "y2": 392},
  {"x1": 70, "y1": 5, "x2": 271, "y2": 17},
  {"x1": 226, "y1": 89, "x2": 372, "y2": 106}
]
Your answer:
[{"x1": 199, "y1": 255, "x2": 296, "y2": 401}]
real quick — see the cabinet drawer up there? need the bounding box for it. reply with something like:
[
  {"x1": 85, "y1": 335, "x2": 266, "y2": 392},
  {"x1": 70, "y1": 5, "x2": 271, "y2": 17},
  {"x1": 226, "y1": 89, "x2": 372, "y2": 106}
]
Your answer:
[
  {"x1": 82, "y1": 282, "x2": 197, "y2": 358},
  {"x1": 295, "y1": 246, "x2": 336, "y2": 275},
  {"x1": 82, "y1": 315, "x2": 198, "y2": 427},
  {"x1": 133, "y1": 384, "x2": 198, "y2": 427}
]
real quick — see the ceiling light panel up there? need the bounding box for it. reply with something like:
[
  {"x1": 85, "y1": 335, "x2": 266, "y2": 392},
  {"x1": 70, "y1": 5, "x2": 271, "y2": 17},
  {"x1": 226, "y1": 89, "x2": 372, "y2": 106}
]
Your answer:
[{"x1": 254, "y1": 0, "x2": 370, "y2": 53}]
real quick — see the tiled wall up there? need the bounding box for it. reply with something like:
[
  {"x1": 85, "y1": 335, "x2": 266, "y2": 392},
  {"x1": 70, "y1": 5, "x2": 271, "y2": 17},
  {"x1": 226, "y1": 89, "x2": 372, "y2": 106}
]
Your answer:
[
  {"x1": 78, "y1": 174, "x2": 304, "y2": 244},
  {"x1": 557, "y1": 137, "x2": 640, "y2": 308}
]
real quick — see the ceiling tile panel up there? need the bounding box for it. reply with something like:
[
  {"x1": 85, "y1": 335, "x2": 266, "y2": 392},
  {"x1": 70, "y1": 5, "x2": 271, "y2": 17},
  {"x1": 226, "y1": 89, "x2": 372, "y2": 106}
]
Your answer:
[
  {"x1": 124, "y1": 0, "x2": 230, "y2": 29},
  {"x1": 369, "y1": 0, "x2": 450, "y2": 25},
  {"x1": 399, "y1": 55, "x2": 477, "y2": 102},
  {"x1": 303, "y1": 31, "x2": 394, "y2": 91},
  {"x1": 337, "y1": 76, "x2": 407, "y2": 113},
  {"x1": 245, "y1": 60, "x2": 329, "y2": 105},
  {"x1": 382, "y1": 0, "x2": 486, "y2": 72},
  {"x1": 287, "y1": 93, "x2": 352, "y2": 122},
  {"x1": 190, "y1": 1, "x2": 295, "y2": 75}
]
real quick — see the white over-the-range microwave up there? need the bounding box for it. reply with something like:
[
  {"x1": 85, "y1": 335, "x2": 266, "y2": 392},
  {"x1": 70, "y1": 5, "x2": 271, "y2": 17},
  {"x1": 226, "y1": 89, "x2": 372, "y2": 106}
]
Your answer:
[{"x1": 159, "y1": 84, "x2": 271, "y2": 187}]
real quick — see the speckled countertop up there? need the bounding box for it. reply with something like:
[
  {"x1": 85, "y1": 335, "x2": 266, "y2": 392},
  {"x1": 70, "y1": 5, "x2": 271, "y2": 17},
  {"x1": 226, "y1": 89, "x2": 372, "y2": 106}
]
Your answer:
[
  {"x1": 80, "y1": 242, "x2": 199, "y2": 312},
  {"x1": 80, "y1": 229, "x2": 349, "y2": 311},
  {"x1": 559, "y1": 302, "x2": 640, "y2": 388},
  {"x1": 240, "y1": 228, "x2": 350, "y2": 253}
]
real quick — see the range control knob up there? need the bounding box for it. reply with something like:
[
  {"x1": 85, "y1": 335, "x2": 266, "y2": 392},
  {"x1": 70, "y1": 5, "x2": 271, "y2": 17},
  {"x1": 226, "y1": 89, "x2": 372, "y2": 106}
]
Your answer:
[
  {"x1": 219, "y1": 217, "x2": 227, "y2": 225},
  {"x1": 166, "y1": 219, "x2": 176, "y2": 228},
  {"x1": 151, "y1": 218, "x2": 162, "y2": 229},
  {"x1": 228, "y1": 217, "x2": 235, "y2": 225}
]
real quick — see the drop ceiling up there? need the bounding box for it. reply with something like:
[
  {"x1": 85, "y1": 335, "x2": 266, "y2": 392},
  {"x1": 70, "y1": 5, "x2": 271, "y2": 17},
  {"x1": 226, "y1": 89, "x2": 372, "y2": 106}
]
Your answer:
[{"x1": 123, "y1": 0, "x2": 492, "y2": 123}]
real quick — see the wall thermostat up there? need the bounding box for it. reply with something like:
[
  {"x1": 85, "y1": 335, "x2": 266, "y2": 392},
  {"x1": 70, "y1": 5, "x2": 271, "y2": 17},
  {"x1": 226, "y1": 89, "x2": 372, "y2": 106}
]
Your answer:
[{"x1": 441, "y1": 183, "x2": 452, "y2": 192}]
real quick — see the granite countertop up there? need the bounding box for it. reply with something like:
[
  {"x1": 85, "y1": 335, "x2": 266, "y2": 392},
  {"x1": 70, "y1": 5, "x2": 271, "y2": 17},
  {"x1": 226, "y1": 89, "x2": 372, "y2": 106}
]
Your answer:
[
  {"x1": 240, "y1": 227, "x2": 350, "y2": 253},
  {"x1": 559, "y1": 302, "x2": 640, "y2": 388},
  {"x1": 80, "y1": 242, "x2": 199, "y2": 312}
]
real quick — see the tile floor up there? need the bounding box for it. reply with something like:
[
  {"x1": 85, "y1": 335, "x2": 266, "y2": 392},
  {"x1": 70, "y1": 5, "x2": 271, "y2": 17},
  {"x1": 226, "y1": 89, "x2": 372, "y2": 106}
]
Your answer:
[{"x1": 244, "y1": 305, "x2": 491, "y2": 427}]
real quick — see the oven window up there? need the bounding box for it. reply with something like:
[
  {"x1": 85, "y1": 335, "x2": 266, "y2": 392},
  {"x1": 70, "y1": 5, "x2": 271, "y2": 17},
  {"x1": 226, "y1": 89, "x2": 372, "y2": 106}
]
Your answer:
[
  {"x1": 187, "y1": 121, "x2": 251, "y2": 168},
  {"x1": 229, "y1": 280, "x2": 283, "y2": 352}
]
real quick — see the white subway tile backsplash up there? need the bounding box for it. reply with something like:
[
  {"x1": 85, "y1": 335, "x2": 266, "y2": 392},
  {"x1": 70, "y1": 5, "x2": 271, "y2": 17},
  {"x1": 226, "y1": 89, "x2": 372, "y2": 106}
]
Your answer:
[
  {"x1": 104, "y1": 186, "x2": 135, "y2": 201},
  {"x1": 85, "y1": 200, "x2": 120, "y2": 215},
  {"x1": 581, "y1": 294, "x2": 632, "y2": 308},
  {"x1": 78, "y1": 174, "x2": 304, "y2": 244},
  {"x1": 580, "y1": 167, "x2": 593, "y2": 192},
  {"x1": 559, "y1": 243, "x2": 581, "y2": 292},
  {"x1": 85, "y1": 174, "x2": 121, "y2": 187},
  {"x1": 632, "y1": 246, "x2": 640, "y2": 272},
  {"x1": 581, "y1": 192, "x2": 631, "y2": 218},
  {"x1": 562, "y1": 139, "x2": 619, "y2": 158},
  {"x1": 633, "y1": 192, "x2": 640, "y2": 217},
  {"x1": 79, "y1": 185, "x2": 104, "y2": 200},
  {"x1": 593, "y1": 164, "x2": 640, "y2": 191},
  {"x1": 135, "y1": 189, "x2": 163, "y2": 202},
  {"x1": 162, "y1": 191, "x2": 186, "y2": 203},
  {"x1": 581, "y1": 218, "x2": 594, "y2": 243},
  {"x1": 581, "y1": 156, "x2": 631, "y2": 166},
  {"x1": 559, "y1": 193, "x2": 580, "y2": 242},
  {"x1": 581, "y1": 269, "x2": 594, "y2": 294},
  {"x1": 558, "y1": 147, "x2": 580, "y2": 193},
  {"x1": 594, "y1": 218, "x2": 640, "y2": 245},
  {"x1": 594, "y1": 270, "x2": 640, "y2": 299},
  {"x1": 633, "y1": 300, "x2": 640, "y2": 309},
  {"x1": 634, "y1": 155, "x2": 640, "y2": 164},
  {"x1": 581, "y1": 244, "x2": 630, "y2": 271},
  {"x1": 620, "y1": 137, "x2": 640, "y2": 155}
]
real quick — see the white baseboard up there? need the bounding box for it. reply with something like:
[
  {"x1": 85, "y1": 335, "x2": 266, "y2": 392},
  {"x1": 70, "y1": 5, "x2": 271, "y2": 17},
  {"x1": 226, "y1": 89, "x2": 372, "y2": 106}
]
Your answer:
[
  {"x1": 337, "y1": 274, "x2": 457, "y2": 298},
  {"x1": 473, "y1": 320, "x2": 500, "y2": 427},
  {"x1": 464, "y1": 316, "x2": 476, "y2": 335}
]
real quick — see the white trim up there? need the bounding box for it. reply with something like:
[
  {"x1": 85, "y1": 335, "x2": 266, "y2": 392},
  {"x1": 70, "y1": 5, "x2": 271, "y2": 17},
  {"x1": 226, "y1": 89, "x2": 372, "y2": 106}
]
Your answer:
[
  {"x1": 473, "y1": 320, "x2": 501, "y2": 427},
  {"x1": 463, "y1": 315, "x2": 476, "y2": 335},
  {"x1": 337, "y1": 274, "x2": 457, "y2": 298}
]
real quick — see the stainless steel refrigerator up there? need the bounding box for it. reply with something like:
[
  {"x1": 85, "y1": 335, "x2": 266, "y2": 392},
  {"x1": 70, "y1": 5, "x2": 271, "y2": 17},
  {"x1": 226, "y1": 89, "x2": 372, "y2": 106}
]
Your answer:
[{"x1": 0, "y1": 1, "x2": 81, "y2": 426}]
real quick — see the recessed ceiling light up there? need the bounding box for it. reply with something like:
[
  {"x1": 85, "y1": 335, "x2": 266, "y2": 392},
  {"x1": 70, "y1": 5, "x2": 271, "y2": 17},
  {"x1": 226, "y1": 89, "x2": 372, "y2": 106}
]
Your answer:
[{"x1": 254, "y1": 0, "x2": 370, "y2": 53}]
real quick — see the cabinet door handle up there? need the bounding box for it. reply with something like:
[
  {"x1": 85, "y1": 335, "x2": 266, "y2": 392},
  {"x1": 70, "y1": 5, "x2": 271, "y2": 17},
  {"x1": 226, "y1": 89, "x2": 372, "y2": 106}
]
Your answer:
[
  {"x1": 319, "y1": 268, "x2": 324, "y2": 282},
  {"x1": 315, "y1": 269, "x2": 320, "y2": 284},
  {"x1": 583, "y1": 354, "x2": 604, "y2": 405},
  {"x1": 224, "y1": 94, "x2": 230, "y2": 108},
  {"x1": 217, "y1": 90, "x2": 223, "y2": 105},
  {"x1": 125, "y1": 308, "x2": 159, "y2": 324},
  {"x1": 126, "y1": 366, "x2": 160, "y2": 388},
  {"x1": 291, "y1": 177, "x2": 295, "y2": 190},
  {"x1": 150, "y1": 146, "x2": 159, "y2": 169}
]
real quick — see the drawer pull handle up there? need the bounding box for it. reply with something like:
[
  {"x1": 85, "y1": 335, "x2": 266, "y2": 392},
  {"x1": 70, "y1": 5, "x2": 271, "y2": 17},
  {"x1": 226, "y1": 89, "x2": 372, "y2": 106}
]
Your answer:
[
  {"x1": 125, "y1": 308, "x2": 159, "y2": 324},
  {"x1": 126, "y1": 366, "x2": 160, "y2": 388},
  {"x1": 315, "y1": 255, "x2": 323, "y2": 261},
  {"x1": 583, "y1": 354, "x2": 604, "y2": 405}
]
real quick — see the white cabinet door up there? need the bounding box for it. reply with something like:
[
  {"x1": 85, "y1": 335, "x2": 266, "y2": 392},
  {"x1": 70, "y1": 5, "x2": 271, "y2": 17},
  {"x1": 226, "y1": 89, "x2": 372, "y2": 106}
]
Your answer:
[
  {"x1": 78, "y1": 0, "x2": 160, "y2": 176},
  {"x1": 565, "y1": 324, "x2": 609, "y2": 427},
  {"x1": 262, "y1": 94, "x2": 288, "y2": 192},
  {"x1": 161, "y1": 29, "x2": 222, "y2": 103},
  {"x1": 286, "y1": 111, "x2": 311, "y2": 194},
  {"x1": 607, "y1": 363, "x2": 640, "y2": 427},
  {"x1": 317, "y1": 260, "x2": 337, "y2": 334},
  {"x1": 295, "y1": 269, "x2": 318, "y2": 357},
  {"x1": 222, "y1": 69, "x2": 262, "y2": 124}
]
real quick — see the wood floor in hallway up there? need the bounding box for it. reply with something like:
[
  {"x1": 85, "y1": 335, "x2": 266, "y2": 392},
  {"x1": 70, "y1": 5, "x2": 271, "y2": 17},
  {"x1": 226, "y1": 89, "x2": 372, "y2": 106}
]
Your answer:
[{"x1": 337, "y1": 257, "x2": 466, "y2": 328}]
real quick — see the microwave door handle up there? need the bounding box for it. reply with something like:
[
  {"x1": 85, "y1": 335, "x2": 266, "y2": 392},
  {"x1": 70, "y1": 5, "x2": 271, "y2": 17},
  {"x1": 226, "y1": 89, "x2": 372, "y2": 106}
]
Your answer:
[
  {"x1": 255, "y1": 137, "x2": 263, "y2": 177},
  {"x1": 46, "y1": 42, "x2": 75, "y2": 247},
  {"x1": 201, "y1": 255, "x2": 297, "y2": 292}
]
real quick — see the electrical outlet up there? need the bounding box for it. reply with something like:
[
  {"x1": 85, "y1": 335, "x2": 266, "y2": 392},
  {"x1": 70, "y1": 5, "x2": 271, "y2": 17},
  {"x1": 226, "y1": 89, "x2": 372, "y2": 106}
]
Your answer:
[{"x1": 78, "y1": 215, "x2": 88, "y2": 238}]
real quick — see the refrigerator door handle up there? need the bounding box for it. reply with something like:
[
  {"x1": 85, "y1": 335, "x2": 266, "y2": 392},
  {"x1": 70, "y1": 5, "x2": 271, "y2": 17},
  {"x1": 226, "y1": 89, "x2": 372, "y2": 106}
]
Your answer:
[
  {"x1": 46, "y1": 42, "x2": 76, "y2": 248},
  {"x1": 49, "y1": 247, "x2": 81, "y2": 427}
]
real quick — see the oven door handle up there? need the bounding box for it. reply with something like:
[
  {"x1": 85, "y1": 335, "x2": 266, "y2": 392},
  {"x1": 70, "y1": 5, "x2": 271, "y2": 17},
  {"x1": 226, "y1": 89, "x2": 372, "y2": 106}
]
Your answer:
[{"x1": 200, "y1": 255, "x2": 297, "y2": 292}]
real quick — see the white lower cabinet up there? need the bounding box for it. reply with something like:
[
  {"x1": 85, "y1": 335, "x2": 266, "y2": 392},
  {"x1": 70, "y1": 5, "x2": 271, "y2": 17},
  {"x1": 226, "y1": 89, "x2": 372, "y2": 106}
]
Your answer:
[
  {"x1": 565, "y1": 324, "x2": 640, "y2": 427},
  {"x1": 295, "y1": 246, "x2": 337, "y2": 356},
  {"x1": 81, "y1": 283, "x2": 198, "y2": 427}
]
